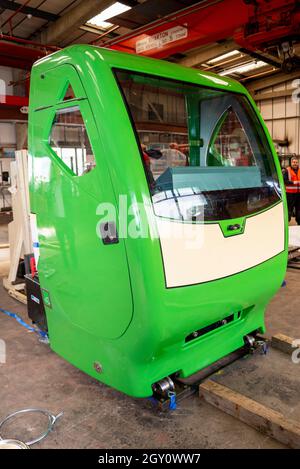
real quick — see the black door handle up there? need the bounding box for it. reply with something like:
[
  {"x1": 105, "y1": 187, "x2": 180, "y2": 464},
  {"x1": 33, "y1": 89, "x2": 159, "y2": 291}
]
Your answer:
[{"x1": 99, "y1": 221, "x2": 119, "y2": 245}]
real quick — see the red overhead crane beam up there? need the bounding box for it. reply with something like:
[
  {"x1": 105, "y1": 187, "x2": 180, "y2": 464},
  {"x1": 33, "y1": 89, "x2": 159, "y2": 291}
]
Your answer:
[
  {"x1": 0, "y1": 35, "x2": 59, "y2": 70},
  {"x1": 0, "y1": 36, "x2": 58, "y2": 114},
  {"x1": 0, "y1": 95, "x2": 28, "y2": 106},
  {"x1": 234, "y1": 0, "x2": 300, "y2": 52},
  {"x1": 104, "y1": 0, "x2": 300, "y2": 61},
  {"x1": 105, "y1": 0, "x2": 252, "y2": 59},
  {"x1": 0, "y1": 95, "x2": 29, "y2": 120},
  {"x1": 1, "y1": 0, "x2": 299, "y2": 114}
]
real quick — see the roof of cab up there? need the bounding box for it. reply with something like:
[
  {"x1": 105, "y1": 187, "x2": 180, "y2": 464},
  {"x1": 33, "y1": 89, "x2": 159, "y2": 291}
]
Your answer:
[{"x1": 32, "y1": 44, "x2": 247, "y2": 96}]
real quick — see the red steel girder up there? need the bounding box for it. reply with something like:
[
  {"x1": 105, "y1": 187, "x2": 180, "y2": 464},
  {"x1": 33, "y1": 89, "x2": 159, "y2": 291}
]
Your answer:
[
  {"x1": 0, "y1": 41, "x2": 44, "y2": 69},
  {"x1": 0, "y1": 95, "x2": 29, "y2": 106},
  {"x1": 105, "y1": 0, "x2": 253, "y2": 58},
  {"x1": 105, "y1": 0, "x2": 299, "y2": 59},
  {"x1": 0, "y1": 107, "x2": 27, "y2": 119},
  {"x1": 0, "y1": 38, "x2": 58, "y2": 70},
  {"x1": 0, "y1": 95, "x2": 28, "y2": 120},
  {"x1": 234, "y1": 0, "x2": 300, "y2": 51}
]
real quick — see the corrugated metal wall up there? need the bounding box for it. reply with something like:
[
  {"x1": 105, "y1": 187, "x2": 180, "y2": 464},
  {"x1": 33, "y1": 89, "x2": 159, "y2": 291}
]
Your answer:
[{"x1": 256, "y1": 79, "x2": 300, "y2": 156}]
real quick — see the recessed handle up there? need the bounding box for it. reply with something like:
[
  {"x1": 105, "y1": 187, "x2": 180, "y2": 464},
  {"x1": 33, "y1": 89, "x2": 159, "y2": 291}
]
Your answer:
[
  {"x1": 228, "y1": 223, "x2": 241, "y2": 231},
  {"x1": 99, "y1": 221, "x2": 119, "y2": 245}
]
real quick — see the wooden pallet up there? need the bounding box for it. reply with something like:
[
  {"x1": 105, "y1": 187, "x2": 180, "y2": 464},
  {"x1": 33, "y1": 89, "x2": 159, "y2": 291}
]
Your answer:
[
  {"x1": 288, "y1": 246, "x2": 300, "y2": 269},
  {"x1": 271, "y1": 333, "x2": 296, "y2": 355},
  {"x1": 199, "y1": 334, "x2": 300, "y2": 449},
  {"x1": 3, "y1": 277, "x2": 27, "y2": 305}
]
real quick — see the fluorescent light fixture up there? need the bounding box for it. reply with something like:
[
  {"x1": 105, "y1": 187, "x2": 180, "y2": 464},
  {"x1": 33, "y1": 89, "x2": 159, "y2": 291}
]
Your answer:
[
  {"x1": 207, "y1": 50, "x2": 241, "y2": 64},
  {"x1": 87, "y1": 2, "x2": 131, "y2": 29},
  {"x1": 219, "y1": 60, "x2": 268, "y2": 76}
]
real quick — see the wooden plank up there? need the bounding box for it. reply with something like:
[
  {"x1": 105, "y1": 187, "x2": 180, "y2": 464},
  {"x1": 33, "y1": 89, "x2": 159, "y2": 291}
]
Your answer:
[
  {"x1": 3, "y1": 150, "x2": 32, "y2": 296},
  {"x1": 16, "y1": 150, "x2": 32, "y2": 254},
  {"x1": 7, "y1": 288, "x2": 27, "y2": 305},
  {"x1": 254, "y1": 89, "x2": 293, "y2": 101},
  {"x1": 199, "y1": 380, "x2": 300, "y2": 449},
  {"x1": 7, "y1": 228, "x2": 23, "y2": 284},
  {"x1": 247, "y1": 69, "x2": 300, "y2": 92},
  {"x1": 11, "y1": 283, "x2": 25, "y2": 292},
  {"x1": 271, "y1": 334, "x2": 295, "y2": 355},
  {"x1": 3, "y1": 278, "x2": 27, "y2": 305}
]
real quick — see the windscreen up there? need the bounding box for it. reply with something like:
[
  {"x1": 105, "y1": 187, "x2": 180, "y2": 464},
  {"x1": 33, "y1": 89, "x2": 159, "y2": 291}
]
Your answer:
[{"x1": 115, "y1": 70, "x2": 281, "y2": 222}]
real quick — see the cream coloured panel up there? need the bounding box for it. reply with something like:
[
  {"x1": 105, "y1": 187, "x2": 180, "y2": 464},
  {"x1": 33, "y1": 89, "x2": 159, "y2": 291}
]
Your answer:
[{"x1": 157, "y1": 203, "x2": 285, "y2": 287}]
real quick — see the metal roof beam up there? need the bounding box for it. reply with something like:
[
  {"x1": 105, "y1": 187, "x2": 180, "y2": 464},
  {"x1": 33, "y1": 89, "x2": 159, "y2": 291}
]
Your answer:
[
  {"x1": 0, "y1": 0, "x2": 59, "y2": 22},
  {"x1": 40, "y1": 0, "x2": 116, "y2": 45},
  {"x1": 178, "y1": 41, "x2": 238, "y2": 68},
  {"x1": 247, "y1": 69, "x2": 300, "y2": 93}
]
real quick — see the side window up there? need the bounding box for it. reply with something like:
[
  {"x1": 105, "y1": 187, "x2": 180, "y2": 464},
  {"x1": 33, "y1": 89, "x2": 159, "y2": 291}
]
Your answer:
[
  {"x1": 208, "y1": 107, "x2": 256, "y2": 168},
  {"x1": 63, "y1": 83, "x2": 76, "y2": 101},
  {"x1": 49, "y1": 105, "x2": 96, "y2": 176}
]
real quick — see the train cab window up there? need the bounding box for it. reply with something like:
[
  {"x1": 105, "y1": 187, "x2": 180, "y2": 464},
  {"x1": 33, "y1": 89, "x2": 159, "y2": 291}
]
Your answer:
[
  {"x1": 208, "y1": 107, "x2": 256, "y2": 168},
  {"x1": 49, "y1": 106, "x2": 96, "y2": 176},
  {"x1": 115, "y1": 70, "x2": 281, "y2": 222},
  {"x1": 63, "y1": 83, "x2": 76, "y2": 101}
]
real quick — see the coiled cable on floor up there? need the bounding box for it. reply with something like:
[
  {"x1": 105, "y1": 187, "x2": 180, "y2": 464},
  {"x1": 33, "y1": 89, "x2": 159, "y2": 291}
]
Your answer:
[{"x1": 0, "y1": 409, "x2": 63, "y2": 446}]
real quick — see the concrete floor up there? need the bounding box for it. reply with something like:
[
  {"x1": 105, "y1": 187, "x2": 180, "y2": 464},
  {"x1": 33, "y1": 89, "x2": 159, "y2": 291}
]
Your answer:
[{"x1": 0, "y1": 232, "x2": 300, "y2": 448}]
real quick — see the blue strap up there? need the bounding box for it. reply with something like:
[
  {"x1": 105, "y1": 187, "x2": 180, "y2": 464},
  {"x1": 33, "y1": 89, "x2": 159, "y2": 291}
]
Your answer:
[
  {"x1": 0, "y1": 307, "x2": 48, "y2": 338},
  {"x1": 262, "y1": 342, "x2": 268, "y2": 355},
  {"x1": 168, "y1": 391, "x2": 177, "y2": 410},
  {"x1": 147, "y1": 396, "x2": 159, "y2": 408}
]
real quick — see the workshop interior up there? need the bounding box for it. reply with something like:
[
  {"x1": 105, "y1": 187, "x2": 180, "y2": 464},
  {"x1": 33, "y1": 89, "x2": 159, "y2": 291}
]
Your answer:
[{"x1": 0, "y1": 0, "x2": 299, "y2": 452}]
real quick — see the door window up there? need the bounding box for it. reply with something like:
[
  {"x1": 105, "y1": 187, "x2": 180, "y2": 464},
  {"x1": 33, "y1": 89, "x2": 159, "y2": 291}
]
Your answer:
[{"x1": 49, "y1": 106, "x2": 96, "y2": 176}]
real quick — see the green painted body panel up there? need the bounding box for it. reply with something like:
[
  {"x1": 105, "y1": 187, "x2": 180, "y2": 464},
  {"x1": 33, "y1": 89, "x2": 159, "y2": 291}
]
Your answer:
[{"x1": 28, "y1": 45, "x2": 288, "y2": 397}]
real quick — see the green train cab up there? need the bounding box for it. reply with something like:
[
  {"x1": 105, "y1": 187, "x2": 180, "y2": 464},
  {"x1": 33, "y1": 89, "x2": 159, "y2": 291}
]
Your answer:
[{"x1": 28, "y1": 45, "x2": 288, "y2": 398}]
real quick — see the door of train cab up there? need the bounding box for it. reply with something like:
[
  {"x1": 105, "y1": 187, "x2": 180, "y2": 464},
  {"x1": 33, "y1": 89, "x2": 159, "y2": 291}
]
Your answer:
[{"x1": 28, "y1": 63, "x2": 133, "y2": 350}]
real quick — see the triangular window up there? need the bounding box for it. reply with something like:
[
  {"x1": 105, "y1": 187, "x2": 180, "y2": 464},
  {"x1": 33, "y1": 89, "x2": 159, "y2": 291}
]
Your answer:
[
  {"x1": 208, "y1": 107, "x2": 256, "y2": 167},
  {"x1": 63, "y1": 83, "x2": 76, "y2": 101}
]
